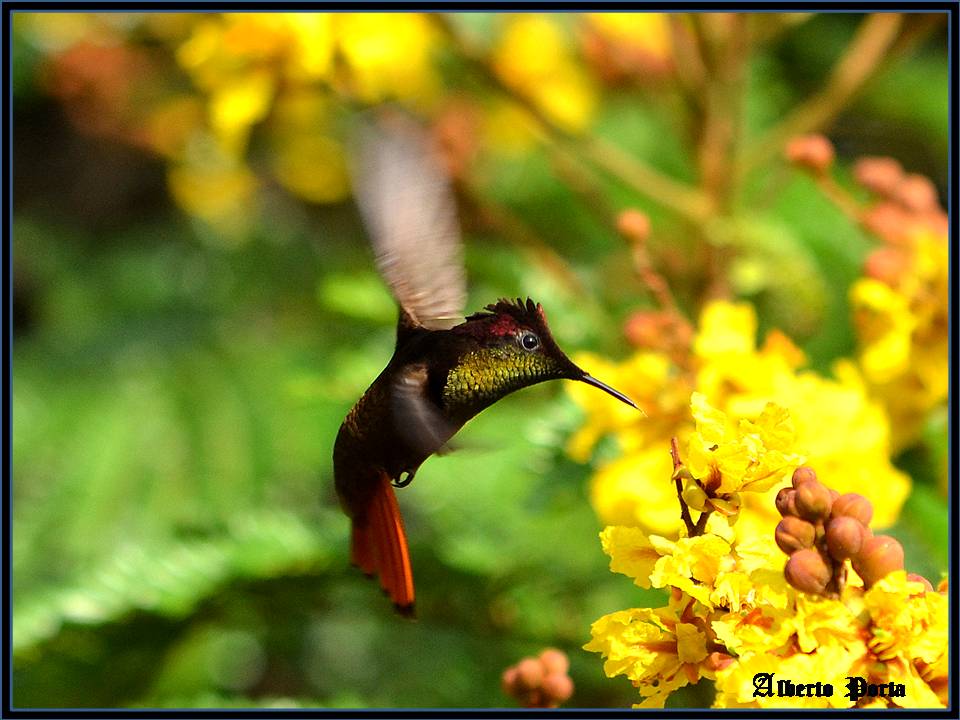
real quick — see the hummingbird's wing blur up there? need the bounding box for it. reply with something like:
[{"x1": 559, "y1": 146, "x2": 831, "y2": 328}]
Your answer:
[
  {"x1": 392, "y1": 364, "x2": 459, "y2": 465},
  {"x1": 353, "y1": 112, "x2": 466, "y2": 331}
]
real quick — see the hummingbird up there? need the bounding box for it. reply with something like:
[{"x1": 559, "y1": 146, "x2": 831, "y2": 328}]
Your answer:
[{"x1": 333, "y1": 112, "x2": 638, "y2": 616}]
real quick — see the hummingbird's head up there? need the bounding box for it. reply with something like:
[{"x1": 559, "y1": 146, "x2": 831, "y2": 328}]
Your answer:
[{"x1": 447, "y1": 298, "x2": 638, "y2": 410}]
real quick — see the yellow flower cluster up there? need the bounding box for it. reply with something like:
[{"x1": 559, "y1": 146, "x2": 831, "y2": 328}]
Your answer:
[
  {"x1": 567, "y1": 301, "x2": 910, "y2": 540},
  {"x1": 851, "y1": 229, "x2": 948, "y2": 453},
  {"x1": 22, "y1": 13, "x2": 632, "y2": 237},
  {"x1": 20, "y1": 12, "x2": 443, "y2": 238},
  {"x1": 492, "y1": 15, "x2": 598, "y2": 134},
  {"x1": 170, "y1": 13, "x2": 442, "y2": 236},
  {"x1": 584, "y1": 398, "x2": 948, "y2": 708}
]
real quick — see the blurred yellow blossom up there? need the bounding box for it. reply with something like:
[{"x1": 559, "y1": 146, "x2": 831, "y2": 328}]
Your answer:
[
  {"x1": 851, "y1": 230, "x2": 948, "y2": 452},
  {"x1": 568, "y1": 300, "x2": 910, "y2": 539},
  {"x1": 336, "y1": 13, "x2": 440, "y2": 104},
  {"x1": 492, "y1": 15, "x2": 597, "y2": 133},
  {"x1": 580, "y1": 13, "x2": 673, "y2": 83},
  {"x1": 167, "y1": 147, "x2": 258, "y2": 239},
  {"x1": 585, "y1": 13, "x2": 672, "y2": 61},
  {"x1": 588, "y1": 452, "x2": 678, "y2": 533}
]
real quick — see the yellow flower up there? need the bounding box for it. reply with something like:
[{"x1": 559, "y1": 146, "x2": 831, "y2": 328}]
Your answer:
[
  {"x1": 492, "y1": 15, "x2": 597, "y2": 132},
  {"x1": 209, "y1": 70, "x2": 275, "y2": 156},
  {"x1": 647, "y1": 533, "x2": 730, "y2": 607},
  {"x1": 586, "y1": 395, "x2": 946, "y2": 709},
  {"x1": 167, "y1": 138, "x2": 258, "y2": 240},
  {"x1": 566, "y1": 351, "x2": 687, "y2": 461},
  {"x1": 600, "y1": 527, "x2": 729, "y2": 597},
  {"x1": 693, "y1": 301, "x2": 757, "y2": 358},
  {"x1": 791, "y1": 591, "x2": 866, "y2": 655},
  {"x1": 584, "y1": 604, "x2": 710, "y2": 708},
  {"x1": 863, "y1": 571, "x2": 947, "y2": 667},
  {"x1": 710, "y1": 537, "x2": 790, "y2": 613},
  {"x1": 598, "y1": 526, "x2": 659, "y2": 587},
  {"x1": 336, "y1": 13, "x2": 440, "y2": 105},
  {"x1": 713, "y1": 645, "x2": 859, "y2": 708},
  {"x1": 584, "y1": 13, "x2": 672, "y2": 63},
  {"x1": 851, "y1": 278, "x2": 915, "y2": 382},
  {"x1": 271, "y1": 133, "x2": 349, "y2": 204},
  {"x1": 851, "y1": 230, "x2": 948, "y2": 451},
  {"x1": 687, "y1": 393, "x2": 803, "y2": 495}
]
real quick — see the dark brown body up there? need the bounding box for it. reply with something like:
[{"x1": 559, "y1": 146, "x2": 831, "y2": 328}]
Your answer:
[{"x1": 334, "y1": 322, "x2": 514, "y2": 521}]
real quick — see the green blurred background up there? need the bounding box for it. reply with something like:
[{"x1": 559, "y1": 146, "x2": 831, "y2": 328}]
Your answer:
[{"x1": 11, "y1": 12, "x2": 948, "y2": 709}]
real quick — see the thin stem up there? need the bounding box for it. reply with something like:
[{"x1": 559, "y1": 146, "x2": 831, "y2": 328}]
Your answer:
[
  {"x1": 631, "y1": 244, "x2": 681, "y2": 317},
  {"x1": 694, "y1": 507, "x2": 713, "y2": 536},
  {"x1": 813, "y1": 172, "x2": 863, "y2": 222},
  {"x1": 739, "y1": 13, "x2": 904, "y2": 177},
  {"x1": 581, "y1": 136, "x2": 715, "y2": 221},
  {"x1": 670, "y1": 437, "x2": 698, "y2": 537},
  {"x1": 667, "y1": 15, "x2": 707, "y2": 114}
]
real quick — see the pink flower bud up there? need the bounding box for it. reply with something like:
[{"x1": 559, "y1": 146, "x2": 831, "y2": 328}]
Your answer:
[
  {"x1": 704, "y1": 651, "x2": 735, "y2": 671},
  {"x1": 775, "y1": 516, "x2": 816, "y2": 555},
  {"x1": 892, "y1": 173, "x2": 939, "y2": 213},
  {"x1": 784, "y1": 548, "x2": 831, "y2": 595},
  {"x1": 791, "y1": 466, "x2": 818, "y2": 488},
  {"x1": 514, "y1": 658, "x2": 544, "y2": 690},
  {"x1": 541, "y1": 673, "x2": 574, "y2": 704},
  {"x1": 906, "y1": 573, "x2": 934, "y2": 593},
  {"x1": 501, "y1": 666, "x2": 519, "y2": 695},
  {"x1": 775, "y1": 487, "x2": 798, "y2": 517},
  {"x1": 785, "y1": 134, "x2": 835, "y2": 174},
  {"x1": 861, "y1": 202, "x2": 912, "y2": 244},
  {"x1": 852, "y1": 535, "x2": 904, "y2": 588},
  {"x1": 795, "y1": 481, "x2": 833, "y2": 521},
  {"x1": 616, "y1": 209, "x2": 651, "y2": 245},
  {"x1": 830, "y1": 493, "x2": 873, "y2": 526},
  {"x1": 864, "y1": 247, "x2": 907, "y2": 285},
  {"x1": 853, "y1": 156, "x2": 904, "y2": 197},
  {"x1": 825, "y1": 516, "x2": 866, "y2": 560},
  {"x1": 539, "y1": 648, "x2": 569, "y2": 676}
]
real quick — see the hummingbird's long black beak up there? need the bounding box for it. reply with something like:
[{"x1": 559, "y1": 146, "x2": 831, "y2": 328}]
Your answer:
[{"x1": 579, "y1": 374, "x2": 640, "y2": 410}]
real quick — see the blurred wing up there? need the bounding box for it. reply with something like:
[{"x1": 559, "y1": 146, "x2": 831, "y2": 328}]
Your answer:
[
  {"x1": 353, "y1": 112, "x2": 466, "y2": 330},
  {"x1": 392, "y1": 364, "x2": 458, "y2": 461}
]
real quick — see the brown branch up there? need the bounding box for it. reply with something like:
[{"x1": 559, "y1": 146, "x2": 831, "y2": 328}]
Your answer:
[
  {"x1": 694, "y1": 507, "x2": 713, "y2": 536},
  {"x1": 630, "y1": 236, "x2": 683, "y2": 318},
  {"x1": 667, "y1": 15, "x2": 707, "y2": 111},
  {"x1": 581, "y1": 136, "x2": 715, "y2": 221},
  {"x1": 670, "y1": 437, "x2": 698, "y2": 537},
  {"x1": 739, "y1": 13, "x2": 904, "y2": 177},
  {"x1": 696, "y1": 14, "x2": 750, "y2": 213},
  {"x1": 813, "y1": 173, "x2": 863, "y2": 222}
]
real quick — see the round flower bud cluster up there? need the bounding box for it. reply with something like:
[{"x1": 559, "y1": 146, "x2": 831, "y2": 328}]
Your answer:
[
  {"x1": 501, "y1": 648, "x2": 574, "y2": 708},
  {"x1": 775, "y1": 466, "x2": 908, "y2": 595}
]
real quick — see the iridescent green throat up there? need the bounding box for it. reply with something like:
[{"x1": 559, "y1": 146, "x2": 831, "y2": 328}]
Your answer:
[{"x1": 442, "y1": 347, "x2": 555, "y2": 411}]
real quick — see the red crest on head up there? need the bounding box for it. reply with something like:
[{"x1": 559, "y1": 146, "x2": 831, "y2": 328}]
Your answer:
[{"x1": 455, "y1": 297, "x2": 552, "y2": 340}]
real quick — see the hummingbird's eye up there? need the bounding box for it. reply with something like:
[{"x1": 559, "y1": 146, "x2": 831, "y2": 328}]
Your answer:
[{"x1": 520, "y1": 331, "x2": 540, "y2": 351}]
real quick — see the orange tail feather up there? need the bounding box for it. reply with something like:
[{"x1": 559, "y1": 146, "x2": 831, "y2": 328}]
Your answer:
[{"x1": 351, "y1": 473, "x2": 415, "y2": 615}]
